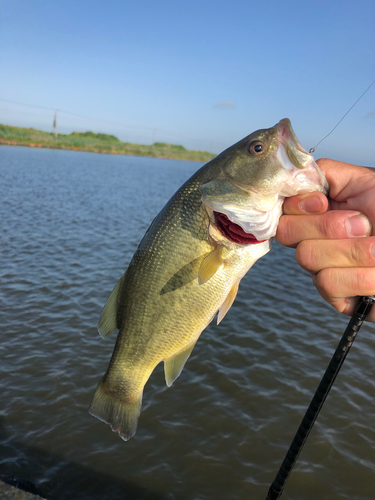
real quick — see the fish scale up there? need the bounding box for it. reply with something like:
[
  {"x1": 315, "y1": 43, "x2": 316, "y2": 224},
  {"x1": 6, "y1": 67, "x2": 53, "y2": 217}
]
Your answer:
[{"x1": 89, "y1": 119, "x2": 328, "y2": 441}]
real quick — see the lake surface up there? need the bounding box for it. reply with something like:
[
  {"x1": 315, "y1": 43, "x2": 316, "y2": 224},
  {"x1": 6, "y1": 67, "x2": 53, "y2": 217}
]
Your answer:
[{"x1": 1, "y1": 145, "x2": 375, "y2": 500}]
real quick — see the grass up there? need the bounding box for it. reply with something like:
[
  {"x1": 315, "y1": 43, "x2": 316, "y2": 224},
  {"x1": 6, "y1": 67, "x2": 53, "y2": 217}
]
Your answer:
[{"x1": 0, "y1": 124, "x2": 216, "y2": 162}]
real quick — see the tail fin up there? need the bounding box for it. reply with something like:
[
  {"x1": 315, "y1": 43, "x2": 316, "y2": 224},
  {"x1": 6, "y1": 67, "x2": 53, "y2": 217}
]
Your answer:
[{"x1": 89, "y1": 377, "x2": 142, "y2": 441}]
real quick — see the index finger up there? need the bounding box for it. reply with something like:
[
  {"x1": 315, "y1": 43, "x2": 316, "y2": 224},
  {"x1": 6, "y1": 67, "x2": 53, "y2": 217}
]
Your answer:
[{"x1": 276, "y1": 210, "x2": 372, "y2": 248}]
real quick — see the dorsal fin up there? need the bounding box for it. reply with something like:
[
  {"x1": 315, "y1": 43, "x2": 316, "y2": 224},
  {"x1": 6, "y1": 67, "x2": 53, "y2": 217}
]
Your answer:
[
  {"x1": 217, "y1": 281, "x2": 239, "y2": 325},
  {"x1": 97, "y1": 277, "x2": 123, "y2": 338},
  {"x1": 198, "y1": 246, "x2": 224, "y2": 285},
  {"x1": 164, "y1": 342, "x2": 196, "y2": 387}
]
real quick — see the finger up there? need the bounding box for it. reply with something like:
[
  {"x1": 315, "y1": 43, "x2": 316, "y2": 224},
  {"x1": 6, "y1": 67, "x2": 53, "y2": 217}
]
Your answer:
[
  {"x1": 313, "y1": 267, "x2": 375, "y2": 322},
  {"x1": 324, "y1": 295, "x2": 375, "y2": 323},
  {"x1": 315, "y1": 159, "x2": 375, "y2": 236},
  {"x1": 282, "y1": 192, "x2": 329, "y2": 215},
  {"x1": 341, "y1": 297, "x2": 375, "y2": 322},
  {"x1": 316, "y1": 158, "x2": 375, "y2": 200},
  {"x1": 295, "y1": 236, "x2": 375, "y2": 274},
  {"x1": 276, "y1": 210, "x2": 372, "y2": 248}
]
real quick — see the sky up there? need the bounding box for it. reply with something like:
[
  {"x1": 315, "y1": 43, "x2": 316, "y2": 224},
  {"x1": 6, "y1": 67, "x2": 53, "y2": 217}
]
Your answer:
[{"x1": 0, "y1": 0, "x2": 374, "y2": 164}]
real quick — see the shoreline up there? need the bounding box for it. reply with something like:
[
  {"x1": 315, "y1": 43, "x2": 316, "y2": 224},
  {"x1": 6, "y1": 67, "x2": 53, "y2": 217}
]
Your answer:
[
  {"x1": 0, "y1": 124, "x2": 216, "y2": 162},
  {"x1": 0, "y1": 139, "x2": 212, "y2": 162}
]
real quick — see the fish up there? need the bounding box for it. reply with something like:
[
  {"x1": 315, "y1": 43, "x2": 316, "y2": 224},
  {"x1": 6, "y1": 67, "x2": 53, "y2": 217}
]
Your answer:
[{"x1": 89, "y1": 118, "x2": 328, "y2": 441}]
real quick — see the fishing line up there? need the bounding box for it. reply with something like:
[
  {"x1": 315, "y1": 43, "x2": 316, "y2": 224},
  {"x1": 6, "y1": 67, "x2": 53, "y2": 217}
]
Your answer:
[
  {"x1": 265, "y1": 295, "x2": 375, "y2": 500},
  {"x1": 309, "y1": 78, "x2": 375, "y2": 153}
]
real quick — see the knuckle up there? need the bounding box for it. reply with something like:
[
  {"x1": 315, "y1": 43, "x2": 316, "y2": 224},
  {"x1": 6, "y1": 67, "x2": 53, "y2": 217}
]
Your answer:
[
  {"x1": 350, "y1": 271, "x2": 363, "y2": 293},
  {"x1": 313, "y1": 267, "x2": 346, "y2": 299},
  {"x1": 313, "y1": 268, "x2": 333, "y2": 297},
  {"x1": 348, "y1": 237, "x2": 375, "y2": 267},
  {"x1": 295, "y1": 240, "x2": 316, "y2": 272},
  {"x1": 358, "y1": 268, "x2": 375, "y2": 294},
  {"x1": 317, "y1": 212, "x2": 344, "y2": 239},
  {"x1": 276, "y1": 216, "x2": 297, "y2": 247},
  {"x1": 348, "y1": 239, "x2": 365, "y2": 265}
]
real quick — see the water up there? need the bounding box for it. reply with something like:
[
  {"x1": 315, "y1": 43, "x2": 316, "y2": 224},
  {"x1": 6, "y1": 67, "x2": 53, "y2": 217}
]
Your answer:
[{"x1": 1, "y1": 145, "x2": 375, "y2": 500}]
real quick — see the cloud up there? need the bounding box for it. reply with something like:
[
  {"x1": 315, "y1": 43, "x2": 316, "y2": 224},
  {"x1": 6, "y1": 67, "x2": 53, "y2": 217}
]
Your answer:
[
  {"x1": 213, "y1": 101, "x2": 236, "y2": 109},
  {"x1": 365, "y1": 110, "x2": 375, "y2": 117}
]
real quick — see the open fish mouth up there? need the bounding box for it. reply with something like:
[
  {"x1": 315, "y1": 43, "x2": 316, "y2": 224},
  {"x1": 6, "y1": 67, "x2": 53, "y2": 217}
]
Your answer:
[
  {"x1": 202, "y1": 119, "x2": 328, "y2": 246},
  {"x1": 214, "y1": 211, "x2": 266, "y2": 245},
  {"x1": 276, "y1": 118, "x2": 307, "y2": 151}
]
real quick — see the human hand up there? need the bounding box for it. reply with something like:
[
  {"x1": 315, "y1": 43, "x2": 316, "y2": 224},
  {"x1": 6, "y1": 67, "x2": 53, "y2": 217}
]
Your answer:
[{"x1": 276, "y1": 158, "x2": 375, "y2": 322}]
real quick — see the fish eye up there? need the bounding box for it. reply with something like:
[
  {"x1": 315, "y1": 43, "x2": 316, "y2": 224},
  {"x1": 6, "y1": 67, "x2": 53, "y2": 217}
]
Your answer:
[{"x1": 249, "y1": 141, "x2": 265, "y2": 155}]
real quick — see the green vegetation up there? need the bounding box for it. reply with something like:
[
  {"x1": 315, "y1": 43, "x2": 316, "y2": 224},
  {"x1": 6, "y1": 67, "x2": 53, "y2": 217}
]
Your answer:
[
  {"x1": 69, "y1": 131, "x2": 121, "y2": 142},
  {"x1": 0, "y1": 124, "x2": 215, "y2": 162}
]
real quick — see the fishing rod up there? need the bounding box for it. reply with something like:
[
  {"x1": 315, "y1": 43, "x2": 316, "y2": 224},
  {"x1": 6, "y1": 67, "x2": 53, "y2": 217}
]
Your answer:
[
  {"x1": 265, "y1": 296, "x2": 375, "y2": 499},
  {"x1": 265, "y1": 78, "x2": 375, "y2": 499}
]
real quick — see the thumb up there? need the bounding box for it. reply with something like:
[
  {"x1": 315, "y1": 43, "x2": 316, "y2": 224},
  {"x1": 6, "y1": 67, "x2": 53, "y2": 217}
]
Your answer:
[{"x1": 316, "y1": 158, "x2": 375, "y2": 201}]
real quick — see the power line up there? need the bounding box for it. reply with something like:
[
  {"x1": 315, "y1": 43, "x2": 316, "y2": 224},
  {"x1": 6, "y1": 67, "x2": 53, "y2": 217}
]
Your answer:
[
  {"x1": 0, "y1": 98, "x2": 223, "y2": 151},
  {"x1": 0, "y1": 98, "x2": 155, "y2": 131}
]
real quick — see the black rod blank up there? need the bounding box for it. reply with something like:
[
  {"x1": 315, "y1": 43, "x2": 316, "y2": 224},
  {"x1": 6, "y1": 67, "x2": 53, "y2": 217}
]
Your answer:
[{"x1": 266, "y1": 296, "x2": 375, "y2": 500}]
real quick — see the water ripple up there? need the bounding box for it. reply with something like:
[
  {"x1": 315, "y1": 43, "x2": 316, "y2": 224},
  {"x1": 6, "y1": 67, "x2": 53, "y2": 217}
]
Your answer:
[{"x1": 1, "y1": 145, "x2": 375, "y2": 499}]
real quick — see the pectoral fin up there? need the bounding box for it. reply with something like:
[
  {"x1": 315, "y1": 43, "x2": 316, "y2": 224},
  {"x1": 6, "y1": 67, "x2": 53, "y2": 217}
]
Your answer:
[
  {"x1": 164, "y1": 343, "x2": 196, "y2": 387},
  {"x1": 217, "y1": 281, "x2": 239, "y2": 325},
  {"x1": 97, "y1": 276, "x2": 124, "y2": 338},
  {"x1": 198, "y1": 246, "x2": 224, "y2": 285}
]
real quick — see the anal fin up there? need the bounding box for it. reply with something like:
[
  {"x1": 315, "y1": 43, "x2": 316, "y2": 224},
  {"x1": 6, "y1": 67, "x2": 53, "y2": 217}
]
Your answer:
[
  {"x1": 217, "y1": 281, "x2": 239, "y2": 325},
  {"x1": 98, "y1": 277, "x2": 124, "y2": 338},
  {"x1": 164, "y1": 343, "x2": 196, "y2": 387},
  {"x1": 198, "y1": 246, "x2": 224, "y2": 285}
]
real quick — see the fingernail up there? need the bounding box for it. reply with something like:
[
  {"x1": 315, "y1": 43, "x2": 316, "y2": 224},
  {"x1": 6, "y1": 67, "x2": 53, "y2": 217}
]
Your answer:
[
  {"x1": 346, "y1": 214, "x2": 371, "y2": 237},
  {"x1": 299, "y1": 196, "x2": 323, "y2": 213},
  {"x1": 371, "y1": 244, "x2": 375, "y2": 259}
]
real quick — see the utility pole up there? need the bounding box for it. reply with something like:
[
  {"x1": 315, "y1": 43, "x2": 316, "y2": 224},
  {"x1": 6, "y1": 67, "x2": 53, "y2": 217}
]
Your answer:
[
  {"x1": 53, "y1": 110, "x2": 58, "y2": 138},
  {"x1": 152, "y1": 128, "x2": 157, "y2": 145}
]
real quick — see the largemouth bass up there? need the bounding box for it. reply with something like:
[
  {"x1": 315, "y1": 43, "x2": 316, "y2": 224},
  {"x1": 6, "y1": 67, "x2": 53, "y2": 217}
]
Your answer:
[{"x1": 89, "y1": 119, "x2": 328, "y2": 441}]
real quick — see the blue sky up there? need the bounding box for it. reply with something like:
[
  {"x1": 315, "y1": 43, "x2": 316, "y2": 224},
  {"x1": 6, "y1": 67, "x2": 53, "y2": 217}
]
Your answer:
[{"x1": 1, "y1": 0, "x2": 374, "y2": 163}]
